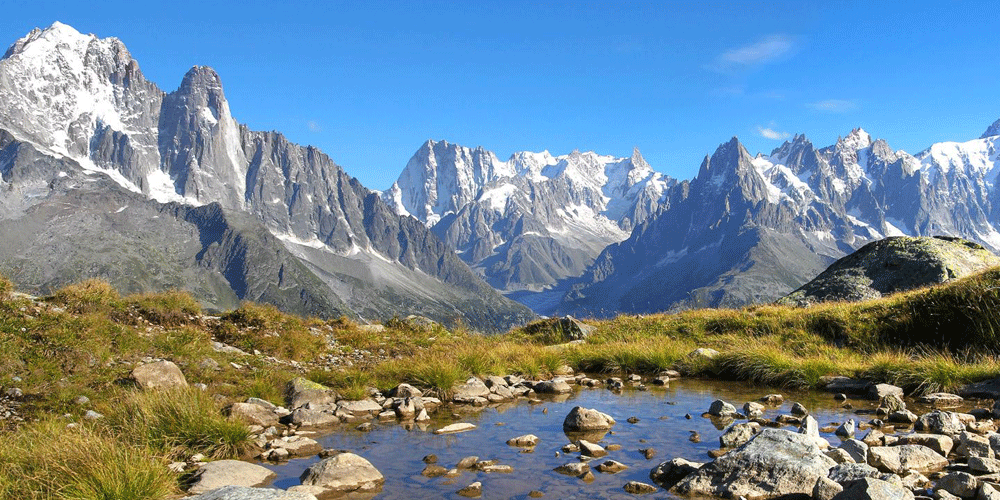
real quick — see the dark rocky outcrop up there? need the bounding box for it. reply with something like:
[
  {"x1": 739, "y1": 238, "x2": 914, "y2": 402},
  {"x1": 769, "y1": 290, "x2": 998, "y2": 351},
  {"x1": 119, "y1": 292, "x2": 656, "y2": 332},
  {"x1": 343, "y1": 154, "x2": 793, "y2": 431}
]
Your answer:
[{"x1": 779, "y1": 236, "x2": 999, "y2": 306}]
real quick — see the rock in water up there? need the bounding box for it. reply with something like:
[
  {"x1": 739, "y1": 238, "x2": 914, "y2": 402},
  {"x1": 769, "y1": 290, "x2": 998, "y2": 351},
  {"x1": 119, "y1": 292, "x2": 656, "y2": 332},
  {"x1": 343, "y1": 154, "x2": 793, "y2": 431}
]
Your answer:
[
  {"x1": 672, "y1": 428, "x2": 836, "y2": 499},
  {"x1": 298, "y1": 453, "x2": 384, "y2": 493},
  {"x1": 563, "y1": 406, "x2": 616, "y2": 431}
]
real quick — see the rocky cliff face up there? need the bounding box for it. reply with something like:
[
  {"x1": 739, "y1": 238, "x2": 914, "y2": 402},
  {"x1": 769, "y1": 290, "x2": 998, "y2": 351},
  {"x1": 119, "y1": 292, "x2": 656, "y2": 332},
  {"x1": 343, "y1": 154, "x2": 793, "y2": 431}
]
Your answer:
[
  {"x1": 559, "y1": 128, "x2": 1000, "y2": 317},
  {"x1": 0, "y1": 22, "x2": 534, "y2": 330}
]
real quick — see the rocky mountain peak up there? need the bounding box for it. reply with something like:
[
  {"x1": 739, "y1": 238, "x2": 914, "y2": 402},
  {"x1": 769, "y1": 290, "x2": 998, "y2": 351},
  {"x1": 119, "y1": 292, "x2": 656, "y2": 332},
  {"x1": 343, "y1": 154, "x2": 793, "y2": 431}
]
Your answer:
[
  {"x1": 838, "y1": 128, "x2": 872, "y2": 151},
  {"x1": 981, "y1": 118, "x2": 1000, "y2": 139}
]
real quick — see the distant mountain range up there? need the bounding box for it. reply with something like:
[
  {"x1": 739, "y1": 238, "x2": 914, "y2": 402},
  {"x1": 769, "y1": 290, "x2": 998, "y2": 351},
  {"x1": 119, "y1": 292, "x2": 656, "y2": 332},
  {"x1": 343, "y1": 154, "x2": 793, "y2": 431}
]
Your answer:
[
  {"x1": 387, "y1": 127, "x2": 1000, "y2": 317},
  {"x1": 0, "y1": 22, "x2": 534, "y2": 331},
  {"x1": 3, "y1": 22, "x2": 999, "y2": 328}
]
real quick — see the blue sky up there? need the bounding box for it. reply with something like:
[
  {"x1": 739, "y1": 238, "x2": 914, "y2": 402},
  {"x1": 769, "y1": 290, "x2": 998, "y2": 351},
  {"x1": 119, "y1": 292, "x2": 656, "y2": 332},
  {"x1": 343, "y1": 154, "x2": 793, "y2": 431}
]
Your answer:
[{"x1": 3, "y1": 1, "x2": 998, "y2": 189}]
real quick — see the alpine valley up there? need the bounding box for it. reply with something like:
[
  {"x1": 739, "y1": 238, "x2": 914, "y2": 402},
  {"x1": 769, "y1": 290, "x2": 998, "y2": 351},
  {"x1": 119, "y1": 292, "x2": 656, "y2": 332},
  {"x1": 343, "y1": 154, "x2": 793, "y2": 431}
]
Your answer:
[{"x1": 4, "y1": 22, "x2": 1000, "y2": 328}]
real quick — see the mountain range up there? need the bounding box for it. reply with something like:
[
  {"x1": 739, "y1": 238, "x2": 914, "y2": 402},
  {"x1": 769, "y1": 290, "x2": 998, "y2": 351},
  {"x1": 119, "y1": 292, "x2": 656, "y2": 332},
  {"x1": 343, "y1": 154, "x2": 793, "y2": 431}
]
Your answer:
[
  {"x1": 3, "y1": 22, "x2": 1000, "y2": 328},
  {"x1": 0, "y1": 22, "x2": 535, "y2": 331}
]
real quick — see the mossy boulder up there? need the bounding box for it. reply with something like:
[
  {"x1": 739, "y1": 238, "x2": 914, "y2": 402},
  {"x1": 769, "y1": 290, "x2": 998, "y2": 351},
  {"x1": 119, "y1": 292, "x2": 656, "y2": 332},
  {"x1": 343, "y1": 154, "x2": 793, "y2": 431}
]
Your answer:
[{"x1": 778, "y1": 236, "x2": 1000, "y2": 306}]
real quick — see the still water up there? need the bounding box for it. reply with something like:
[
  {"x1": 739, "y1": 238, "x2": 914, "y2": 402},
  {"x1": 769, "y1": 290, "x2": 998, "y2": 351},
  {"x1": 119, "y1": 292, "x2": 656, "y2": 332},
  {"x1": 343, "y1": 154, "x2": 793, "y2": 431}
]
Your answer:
[{"x1": 261, "y1": 378, "x2": 960, "y2": 499}]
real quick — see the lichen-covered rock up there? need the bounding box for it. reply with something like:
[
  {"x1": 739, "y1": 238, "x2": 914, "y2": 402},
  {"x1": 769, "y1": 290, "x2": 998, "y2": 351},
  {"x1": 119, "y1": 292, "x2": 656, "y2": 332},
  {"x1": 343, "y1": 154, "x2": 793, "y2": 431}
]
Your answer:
[
  {"x1": 915, "y1": 410, "x2": 964, "y2": 435},
  {"x1": 779, "y1": 236, "x2": 1000, "y2": 306},
  {"x1": 286, "y1": 377, "x2": 335, "y2": 409},
  {"x1": 672, "y1": 429, "x2": 836, "y2": 499},
  {"x1": 894, "y1": 433, "x2": 953, "y2": 456},
  {"x1": 830, "y1": 477, "x2": 915, "y2": 500}
]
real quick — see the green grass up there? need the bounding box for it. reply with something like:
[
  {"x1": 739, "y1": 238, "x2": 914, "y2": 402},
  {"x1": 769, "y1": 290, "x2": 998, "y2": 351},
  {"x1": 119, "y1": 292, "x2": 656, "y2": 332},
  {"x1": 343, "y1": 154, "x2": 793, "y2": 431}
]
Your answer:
[{"x1": 106, "y1": 388, "x2": 253, "y2": 460}]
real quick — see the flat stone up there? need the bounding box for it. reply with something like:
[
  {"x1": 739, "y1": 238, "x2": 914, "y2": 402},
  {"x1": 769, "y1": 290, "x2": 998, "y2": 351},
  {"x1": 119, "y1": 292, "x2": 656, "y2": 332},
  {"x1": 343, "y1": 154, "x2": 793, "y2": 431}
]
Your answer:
[
  {"x1": 434, "y1": 423, "x2": 476, "y2": 434},
  {"x1": 970, "y1": 457, "x2": 1000, "y2": 474},
  {"x1": 918, "y1": 393, "x2": 963, "y2": 406},
  {"x1": 623, "y1": 481, "x2": 658, "y2": 494},
  {"x1": 506, "y1": 434, "x2": 539, "y2": 447},
  {"x1": 595, "y1": 460, "x2": 628, "y2": 473},
  {"x1": 186, "y1": 485, "x2": 317, "y2": 500},
  {"x1": 894, "y1": 434, "x2": 954, "y2": 457},
  {"x1": 867, "y1": 445, "x2": 948, "y2": 474},
  {"x1": 534, "y1": 379, "x2": 572, "y2": 394},
  {"x1": 578, "y1": 439, "x2": 607, "y2": 458},
  {"x1": 554, "y1": 462, "x2": 590, "y2": 476},
  {"x1": 188, "y1": 460, "x2": 277, "y2": 495},
  {"x1": 270, "y1": 435, "x2": 321, "y2": 457}
]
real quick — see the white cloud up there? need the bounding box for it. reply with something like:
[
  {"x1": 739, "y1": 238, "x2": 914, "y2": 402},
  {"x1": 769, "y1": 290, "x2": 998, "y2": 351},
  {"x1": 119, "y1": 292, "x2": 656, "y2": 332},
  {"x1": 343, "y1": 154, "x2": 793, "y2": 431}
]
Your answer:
[
  {"x1": 307, "y1": 120, "x2": 322, "y2": 132},
  {"x1": 757, "y1": 126, "x2": 790, "y2": 140},
  {"x1": 808, "y1": 99, "x2": 858, "y2": 113},
  {"x1": 719, "y1": 35, "x2": 796, "y2": 66}
]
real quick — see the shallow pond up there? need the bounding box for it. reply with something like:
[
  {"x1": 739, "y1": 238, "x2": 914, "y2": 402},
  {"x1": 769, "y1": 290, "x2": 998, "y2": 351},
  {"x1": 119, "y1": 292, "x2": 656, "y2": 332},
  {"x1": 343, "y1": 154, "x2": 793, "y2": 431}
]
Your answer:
[{"x1": 261, "y1": 378, "x2": 972, "y2": 499}]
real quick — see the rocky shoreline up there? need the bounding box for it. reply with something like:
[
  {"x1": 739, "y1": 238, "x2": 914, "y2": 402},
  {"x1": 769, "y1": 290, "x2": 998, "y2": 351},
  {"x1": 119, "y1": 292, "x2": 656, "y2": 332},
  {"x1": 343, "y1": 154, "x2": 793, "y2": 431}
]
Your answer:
[{"x1": 140, "y1": 346, "x2": 1000, "y2": 500}]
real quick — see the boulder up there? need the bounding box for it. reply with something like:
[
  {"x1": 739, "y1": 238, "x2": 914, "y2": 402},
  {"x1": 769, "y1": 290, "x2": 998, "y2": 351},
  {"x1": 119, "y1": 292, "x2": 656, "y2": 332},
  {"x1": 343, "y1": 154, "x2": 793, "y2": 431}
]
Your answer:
[
  {"x1": 957, "y1": 431, "x2": 995, "y2": 459},
  {"x1": 689, "y1": 348, "x2": 720, "y2": 363},
  {"x1": 743, "y1": 401, "x2": 765, "y2": 418},
  {"x1": 595, "y1": 460, "x2": 628, "y2": 473},
  {"x1": 289, "y1": 406, "x2": 339, "y2": 428},
  {"x1": 298, "y1": 453, "x2": 384, "y2": 493},
  {"x1": 936, "y1": 472, "x2": 980, "y2": 498},
  {"x1": 188, "y1": 460, "x2": 277, "y2": 494},
  {"x1": 230, "y1": 403, "x2": 279, "y2": 427},
  {"x1": 893, "y1": 433, "x2": 953, "y2": 456},
  {"x1": 186, "y1": 485, "x2": 317, "y2": 500},
  {"x1": 778, "y1": 236, "x2": 1000, "y2": 306},
  {"x1": 959, "y1": 378, "x2": 1000, "y2": 400},
  {"x1": 708, "y1": 400, "x2": 738, "y2": 417},
  {"x1": 918, "y1": 393, "x2": 963, "y2": 407},
  {"x1": 523, "y1": 316, "x2": 595, "y2": 342},
  {"x1": 286, "y1": 378, "x2": 335, "y2": 409},
  {"x1": 869, "y1": 385, "x2": 904, "y2": 401},
  {"x1": 828, "y1": 462, "x2": 882, "y2": 485},
  {"x1": 878, "y1": 394, "x2": 906, "y2": 413},
  {"x1": 270, "y1": 436, "x2": 321, "y2": 457},
  {"x1": 452, "y1": 378, "x2": 490, "y2": 403},
  {"x1": 650, "y1": 458, "x2": 704, "y2": 489},
  {"x1": 980, "y1": 484, "x2": 1000, "y2": 500},
  {"x1": 915, "y1": 410, "x2": 964, "y2": 435},
  {"x1": 866, "y1": 445, "x2": 948, "y2": 474},
  {"x1": 836, "y1": 419, "x2": 857, "y2": 440},
  {"x1": 830, "y1": 477, "x2": 915, "y2": 500},
  {"x1": 563, "y1": 406, "x2": 616, "y2": 432},
  {"x1": 578, "y1": 439, "x2": 607, "y2": 458},
  {"x1": 839, "y1": 439, "x2": 869, "y2": 464},
  {"x1": 554, "y1": 462, "x2": 590, "y2": 476},
  {"x1": 969, "y1": 457, "x2": 1000, "y2": 474},
  {"x1": 457, "y1": 482, "x2": 482, "y2": 498},
  {"x1": 534, "y1": 379, "x2": 572, "y2": 394},
  {"x1": 826, "y1": 448, "x2": 857, "y2": 464},
  {"x1": 130, "y1": 360, "x2": 188, "y2": 390},
  {"x1": 672, "y1": 428, "x2": 836, "y2": 499},
  {"x1": 815, "y1": 477, "x2": 844, "y2": 500},
  {"x1": 390, "y1": 383, "x2": 423, "y2": 398}
]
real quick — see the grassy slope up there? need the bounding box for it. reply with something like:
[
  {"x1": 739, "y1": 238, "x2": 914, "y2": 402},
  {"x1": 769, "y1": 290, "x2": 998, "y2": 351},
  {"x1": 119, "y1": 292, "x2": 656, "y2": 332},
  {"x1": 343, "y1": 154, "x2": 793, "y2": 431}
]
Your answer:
[{"x1": 4, "y1": 268, "x2": 1000, "y2": 498}]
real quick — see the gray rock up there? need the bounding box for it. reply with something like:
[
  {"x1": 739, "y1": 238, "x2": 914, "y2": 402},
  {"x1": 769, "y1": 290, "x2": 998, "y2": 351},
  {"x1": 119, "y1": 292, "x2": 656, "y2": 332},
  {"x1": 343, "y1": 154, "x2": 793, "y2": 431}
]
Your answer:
[
  {"x1": 186, "y1": 485, "x2": 317, "y2": 500},
  {"x1": 919, "y1": 393, "x2": 963, "y2": 407},
  {"x1": 888, "y1": 410, "x2": 918, "y2": 424},
  {"x1": 130, "y1": 360, "x2": 188, "y2": 390},
  {"x1": 828, "y1": 462, "x2": 882, "y2": 485},
  {"x1": 830, "y1": 477, "x2": 915, "y2": 500},
  {"x1": 83, "y1": 410, "x2": 103, "y2": 420},
  {"x1": 578, "y1": 439, "x2": 608, "y2": 458},
  {"x1": 286, "y1": 378, "x2": 336, "y2": 409},
  {"x1": 958, "y1": 432, "x2": 996, "y2": 459},
  {"x1": 867, "y1": 445, "x2": 948, "y2": 474},
  {"x1": 390, "y1": 383, "x2": 423, "y2": 398},
  {"x1": 563, "y1": 406, "x2": 616, "y2": 432},
  {"x1": 289, "y1": 406, "x2": 338, "y2": 428},
  {"x1": 708, "y1": 399, "x2": 738, "y2": 417},
  {"x1": 744, "y1": 401, "x2": 765, "y2": 418},
  {"x1": 188, "y1": 460, "x2": 277, "y2": 495},
  {"x1": 760, "y1": 394, "x2": 785, "y2": 405},
  {"x1": 672, "y1": 428, "x2": 836, "y2": 499},
  {"x1": 689, "y1": 348, "x2": 720, "y2": 361},
  {"x1": 720, "y1": 422, "x2": 757, "y2": 448},
  {"x1": 534, "y1": 379, "x2": 572, "y2": 394},
  {"x1": 970, "y1": 457, "x2": 1000, "y2": 474},
  {"x1": 801, "y1": 415, "x2": 832, "y2": 449},
  {"x1": 837, "y1": 419, "x2": 857, "y2": 440},
  {"x1": 915, "y1": 410, "x2": 965, "y2": 435},
  {"x1": 979, "y1": 484, "x2": 1000, "y2": 500},
  {"x1": 554, "y1": 462, "x2": 590, "y2": 476},
  {"x1": 792, "y1": 402, "x2": 809, "y2": 416},
  {"x1": 230, "y1": 403, "x2": 279, "y2": 427},
  {"x1": 506, "y1": 434, "x2": 539, "y2": 447},
  {"x1": 894, "y1": 434, "x2": 954, "y2": 457},
  {"x1": 456, "y1": 456, "x2": 479, "y2": 469},
  {"x1": 298, "y1": 453, "x2": 384, "y2": 493},
  {"x1": 816, "y1": 477, "x2": 846, "y2": 500},
  {"x1": 649, "y1": 457, "x2": 704, "y2": 489},
  {"x1": 452, "y1": 377, "x2": 490, "y2": 402},
  {"x1": 936, "y1": 472, "x2": 980, "y2": 498},
  {"x1": 825, "y1": 378, "x2": 874, "y2": 396},
  {"x1": 827, "y1": 448, "x2": 858, "y2": 464},
  {"x1": 434, "y1": 423, "x2": 476, "y2": 434},
  {"x1": 840, "y1": 440, "x2": 870, "y2": 464},
  {"x1": 870, "y1": 385, "x2": 904, "y2": 401},
  {"x1": 269, "y1": 436, "x2": 321, "y2": 457}
]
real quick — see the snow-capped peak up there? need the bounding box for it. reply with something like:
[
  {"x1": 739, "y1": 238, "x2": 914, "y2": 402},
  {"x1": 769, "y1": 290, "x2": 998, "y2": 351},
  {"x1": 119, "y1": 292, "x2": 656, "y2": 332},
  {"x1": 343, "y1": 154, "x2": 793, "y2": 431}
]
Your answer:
[{"x1": 838, "y1": 128, "x2": 872, "y2": 151}]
